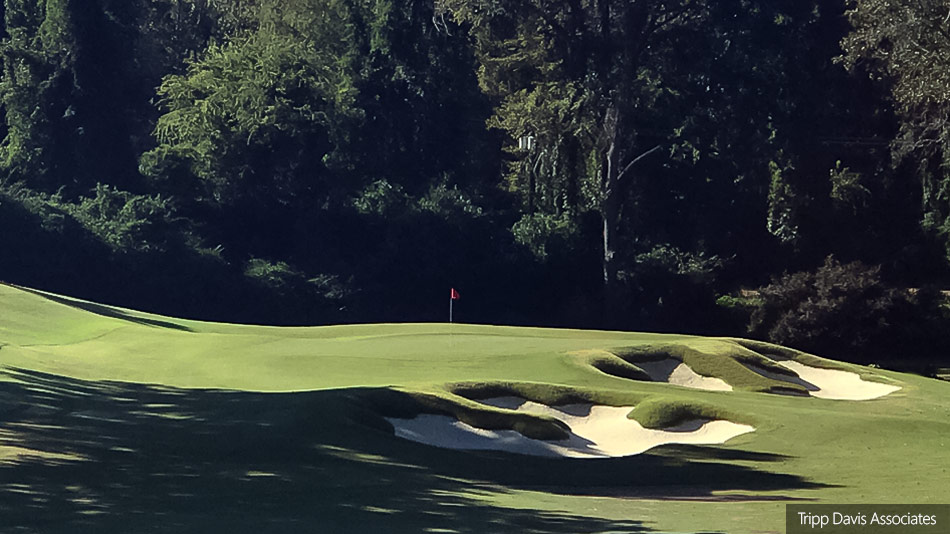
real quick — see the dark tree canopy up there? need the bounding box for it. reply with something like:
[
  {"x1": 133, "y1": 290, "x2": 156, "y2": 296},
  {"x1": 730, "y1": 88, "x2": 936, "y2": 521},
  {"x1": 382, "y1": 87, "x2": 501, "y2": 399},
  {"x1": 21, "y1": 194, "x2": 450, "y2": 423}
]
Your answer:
[{"x1": 0, "y1": 0, "x2": 947, "y2": 363}]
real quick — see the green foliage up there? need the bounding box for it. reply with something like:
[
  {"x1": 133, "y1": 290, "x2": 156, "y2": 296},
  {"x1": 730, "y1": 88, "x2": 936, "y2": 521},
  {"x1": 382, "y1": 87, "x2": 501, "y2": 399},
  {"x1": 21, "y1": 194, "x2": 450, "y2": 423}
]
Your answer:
[
  {"x1": 417, "y1": 181, "x2": 484, "y2": 217},
  {"x1": 510, "y1": 212, "x2": 577, "y2": 261},
  {"x1": 244, "y1": 258, "x2": 307, "y2": 290},
  {"x1": 0, "y1": 0, "x2": 74, "y2": 187},
  {"x1": 351, "y1": 179, "x2": 411, "y2": 216},
  {"x1": 343, "y1": 0, "x2": 497, "y2": 196},
  {"x1": 766, "y1": 159, "x2": 799, "y2": 243},
  {"x1": 436, "y1": 0, "x2": 718, "y2": 293},
  {"x1": 631, "y1": 245, "x2": 722, "y2": 283},
  {"x1": 751, "y1": 257, "x2": 895, "y2": 359},
  {"x1": 0, "y1": 0, "x2": 162, "y2": 193},
  {"x1": 72, "y1": 185, "x2": 178, "y2": 252},
  {"x1": 0, "y1": 179, "x2": 68, "y2": 231},
  {"x1": 715, "y1": 295, "x2": 761, "y2": 310},
  {"x1": 839, "y1": 0, "x2": 950, "y2": 141},
  {"x1": 829, "y1": 160, "x2": 870, "y2": 213},
  {"x1": 919, "y1": 162, "x2": 950, "y2": 262},
  {"x1": 0, "y1": 0, "x2": 947, "y2": 353},
  {"x1": 353, "y1": 180, "x2": 484, "y2": 221},
  {"x1": 491, "y1": 81, "x2": 596, "y2": 214},
  {"x1": 611, "y1": 244, "x2": 727, "y2": 333},
  {"x1": 0, "y1": 181, "x2": 181, "y2": 253},
  {"x1": 840, "y1": 0, "x2": 950, "y2": 262},
  {"x1": 142, "y1": 1, "x2": 361, "y2": 206},
  {"x1": 244, "y1": 258, "x2": 349, "y2": 305},
  {"x1": 749, "y1": 256, "x2": 950, "y2": 363}
]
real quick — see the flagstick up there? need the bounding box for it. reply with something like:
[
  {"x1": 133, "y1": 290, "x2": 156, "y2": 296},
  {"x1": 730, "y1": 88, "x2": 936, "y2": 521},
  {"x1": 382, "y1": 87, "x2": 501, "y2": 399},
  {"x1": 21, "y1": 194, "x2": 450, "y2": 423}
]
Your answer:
[{"x1": 448, "y1": 289, "x2": 458, "y2": 348}]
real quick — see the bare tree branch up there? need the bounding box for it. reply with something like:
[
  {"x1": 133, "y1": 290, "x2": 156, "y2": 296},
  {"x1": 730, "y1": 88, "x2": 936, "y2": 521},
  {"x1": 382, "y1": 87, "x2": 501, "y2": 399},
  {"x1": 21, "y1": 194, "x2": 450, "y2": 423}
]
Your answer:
[{"x1": 616, "y1": 144, "x2": 662, "y2": 182}]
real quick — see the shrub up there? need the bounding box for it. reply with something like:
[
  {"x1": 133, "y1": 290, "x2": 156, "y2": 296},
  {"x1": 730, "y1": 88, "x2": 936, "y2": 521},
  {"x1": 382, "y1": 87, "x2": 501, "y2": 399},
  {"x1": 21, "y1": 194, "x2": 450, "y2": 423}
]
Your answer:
[
  {"x1": 71, "y1": 185, "x2": 180, "y2": 252},
  {"x1": 749, "y1": 256, "x2": 949, "y2": 364},
  {"x1": 510, "y1": 212, "x2": 577, "y2": 260},
  {"x1": 617, "y1": 244, "x2": 725, "y2": 333}
]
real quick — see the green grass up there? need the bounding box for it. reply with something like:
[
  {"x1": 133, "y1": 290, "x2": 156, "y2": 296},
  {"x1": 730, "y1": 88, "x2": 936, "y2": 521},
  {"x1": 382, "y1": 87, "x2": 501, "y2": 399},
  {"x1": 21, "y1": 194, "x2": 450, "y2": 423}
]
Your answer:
[
  {"x1": 628, "y1": 398, "x2": 747, "y2": 429},
  {"x1": 571, "y1": 349, "x2": 653, "y2": 381},
  {"x1": 1, "y1": 282, "x2": 949, "y2": 533}
]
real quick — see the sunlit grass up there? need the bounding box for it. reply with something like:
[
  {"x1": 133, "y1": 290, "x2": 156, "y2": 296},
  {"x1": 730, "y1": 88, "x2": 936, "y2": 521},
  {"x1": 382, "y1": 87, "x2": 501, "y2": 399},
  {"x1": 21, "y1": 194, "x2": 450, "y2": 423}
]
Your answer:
[{"x1": 1, "y1": 282, "x2": 948, "y2": 533}]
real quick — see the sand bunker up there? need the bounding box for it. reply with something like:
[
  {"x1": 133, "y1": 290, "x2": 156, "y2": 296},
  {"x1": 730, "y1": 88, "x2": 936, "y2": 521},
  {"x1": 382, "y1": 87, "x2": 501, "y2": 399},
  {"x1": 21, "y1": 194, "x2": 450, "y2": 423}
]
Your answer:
[
  {"x1": 636, "y1": 359, "x2": 733, "y2": 391},
  {"x1": 386, "y1": 397, "x2": 754, "y2": 458},
  {"x1": 778, "y1": 361, "x2": 900, "y2": 400},
  {"x1": 747, "y1": 360, "x2": 900, "y2": 400}
]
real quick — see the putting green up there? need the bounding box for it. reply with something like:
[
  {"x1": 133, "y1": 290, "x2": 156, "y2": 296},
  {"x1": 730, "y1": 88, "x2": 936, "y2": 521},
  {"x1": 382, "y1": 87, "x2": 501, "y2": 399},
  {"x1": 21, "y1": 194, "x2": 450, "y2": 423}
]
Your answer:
[{"x1": 1, "y1": 282, "x2": 948, "y2": 533}]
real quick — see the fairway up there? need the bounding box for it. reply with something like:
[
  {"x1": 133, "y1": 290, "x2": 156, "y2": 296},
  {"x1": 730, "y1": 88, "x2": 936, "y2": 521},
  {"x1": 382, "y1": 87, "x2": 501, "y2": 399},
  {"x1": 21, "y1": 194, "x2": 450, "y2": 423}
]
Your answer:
[{"x1": 1, "y1": 283, "x2": 949, "y2": 533}]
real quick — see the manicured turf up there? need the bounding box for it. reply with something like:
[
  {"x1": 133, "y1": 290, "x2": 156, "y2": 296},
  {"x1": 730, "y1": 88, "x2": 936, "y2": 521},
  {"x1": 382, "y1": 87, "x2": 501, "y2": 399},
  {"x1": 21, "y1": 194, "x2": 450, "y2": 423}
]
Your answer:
[{"x1": 1, "y1": 282, "x2": 948, "y2": 533}]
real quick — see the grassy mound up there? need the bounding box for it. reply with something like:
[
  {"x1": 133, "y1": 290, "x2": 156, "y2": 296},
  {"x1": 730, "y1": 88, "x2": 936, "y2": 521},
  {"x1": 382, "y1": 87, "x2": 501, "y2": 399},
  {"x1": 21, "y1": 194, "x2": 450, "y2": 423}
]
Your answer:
[
  {"x1": 731, "y1": 337, "x2": 838, "y2": 368},
  {"x1": 381, "y1": 387, "x2": 572, "y2": 440},
  {"x1": 629, "y1": 398, "x2": 749, "y2": 429},
  {"x1": 570, "y1": 349, "x2": 652, "y2": 381},
  {"x1": 449, "y1": 381, "x2": 602, "y2": 405},
  {"x1": 610, "y1": 338, "x2": 812, "y2": 394}
]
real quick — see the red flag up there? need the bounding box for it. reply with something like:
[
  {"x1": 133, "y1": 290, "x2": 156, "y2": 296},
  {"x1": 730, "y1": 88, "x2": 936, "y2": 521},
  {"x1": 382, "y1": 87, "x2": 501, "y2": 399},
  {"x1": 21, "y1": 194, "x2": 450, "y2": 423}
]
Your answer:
[{"x1": 450, "y1": 288, "x2": 460, "y2": 300}]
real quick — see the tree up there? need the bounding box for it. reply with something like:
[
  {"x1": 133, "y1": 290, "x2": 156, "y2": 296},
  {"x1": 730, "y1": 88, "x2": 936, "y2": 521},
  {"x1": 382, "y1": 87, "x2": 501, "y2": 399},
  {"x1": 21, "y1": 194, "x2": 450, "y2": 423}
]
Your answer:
[
  {"x1": 342, "y1": 0, "x2": 498, "y2": 196},
  {"x1": 1, "y1": 0, "x2": 81, "y2": 190},
  {"x1": 140, "y1": 0, "x2": 361, "y2": 210},
  {"x1": 434, "y1": 0, "x2": 869, "y2": 317},
  {"x1": 0, "y1": 0, "x2": 154, "y2": 193},
  {"x1": 435, "y1": 0, "x2": 714, "y2": 306},
  {"x1": 0, "y1": 0, "x2": 228, "y2": 195},
  {"x1": 840, "y1": 0, "x2": 950, "y2": 262}
]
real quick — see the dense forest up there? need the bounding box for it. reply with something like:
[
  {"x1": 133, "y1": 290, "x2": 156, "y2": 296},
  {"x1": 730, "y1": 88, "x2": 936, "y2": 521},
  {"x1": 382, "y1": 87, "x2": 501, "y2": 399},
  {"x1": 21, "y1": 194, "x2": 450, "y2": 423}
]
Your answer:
[{"x1": 1, "y1": 0, "x2": 948, "y2": 369}]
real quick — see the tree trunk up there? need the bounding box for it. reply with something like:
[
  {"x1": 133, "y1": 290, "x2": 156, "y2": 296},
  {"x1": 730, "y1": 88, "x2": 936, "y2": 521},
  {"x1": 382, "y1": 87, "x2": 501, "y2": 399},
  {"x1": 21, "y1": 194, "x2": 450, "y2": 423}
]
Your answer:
[
  {"x1": 602, "y1": 181, "x2": 621, "y2": 286},
  {"x1": 602, "y1": 157, "x2": 621, "y2": 286},
  {"x1": 599, "y1": 104, "x2": 662, "y2": 326},
  {"x1": 601, "y1": 105, "x2": 622, "y2": 324}
]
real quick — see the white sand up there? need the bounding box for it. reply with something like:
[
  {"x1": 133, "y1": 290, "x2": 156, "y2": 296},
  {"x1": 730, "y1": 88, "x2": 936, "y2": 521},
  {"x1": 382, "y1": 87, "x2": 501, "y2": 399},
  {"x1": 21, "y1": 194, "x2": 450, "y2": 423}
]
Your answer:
[
  {"x1": 386, "y1": 397, "x2": 754, "y2": 458},
  {"x1": 636, "y1": 359, "x2": 733, "y2": 391},
  {"x1": 777, "y1": 361, "x2": 901, "y2": 400},
  {"x1": 745, "y1": 360, "x2": 900, "y2": 400}
]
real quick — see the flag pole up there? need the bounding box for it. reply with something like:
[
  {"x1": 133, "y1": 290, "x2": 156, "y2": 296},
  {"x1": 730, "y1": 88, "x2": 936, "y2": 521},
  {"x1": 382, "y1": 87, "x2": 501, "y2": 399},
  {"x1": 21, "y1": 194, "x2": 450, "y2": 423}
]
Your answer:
[{"x1": 449, "y1": 288, "x2": 459, "y2": 323}]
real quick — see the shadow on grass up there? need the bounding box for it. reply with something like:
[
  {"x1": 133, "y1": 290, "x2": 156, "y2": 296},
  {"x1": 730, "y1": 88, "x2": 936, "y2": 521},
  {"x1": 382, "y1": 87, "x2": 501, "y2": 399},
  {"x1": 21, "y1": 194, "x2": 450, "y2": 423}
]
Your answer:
[
  {"x1": 9, "y1": 284, "x2": 194, "y2": 332},
  {"x1": 0, "y1": 370, "x2": 824, "y2": 533}
]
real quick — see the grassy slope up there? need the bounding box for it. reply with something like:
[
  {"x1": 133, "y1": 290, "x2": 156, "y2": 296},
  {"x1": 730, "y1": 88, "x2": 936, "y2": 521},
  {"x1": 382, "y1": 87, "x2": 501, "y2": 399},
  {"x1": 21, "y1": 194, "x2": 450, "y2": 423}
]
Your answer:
[{"x1": 1, "y1": 283, "x2": 948, "y2": 533}]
